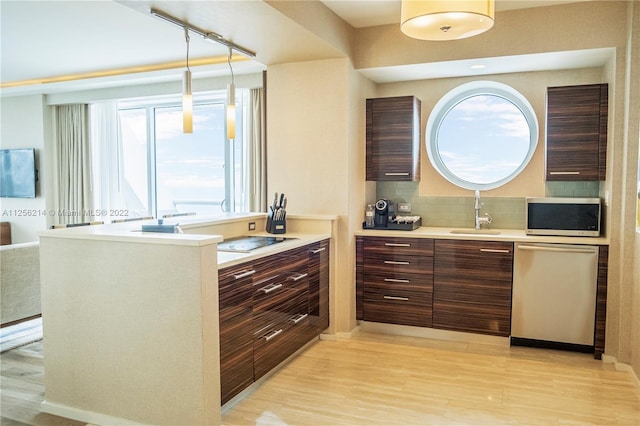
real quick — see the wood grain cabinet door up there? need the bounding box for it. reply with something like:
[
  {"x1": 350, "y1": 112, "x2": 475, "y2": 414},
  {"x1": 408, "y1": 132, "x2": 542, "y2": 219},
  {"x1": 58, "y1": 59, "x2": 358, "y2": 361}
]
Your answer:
[
  {"x1": 546, "y1": 84, "x2": 608, "y2": 181},
  {"x1": 218, "y1": 263, "x2": 256, "y2": 404},
  {"x1": 308, "y1": 239, "x2": 330, "y2": 335},
  {"x1": 433, "y1": 240, "x2": 513, "y2": 337},
  {"x1": 366, "y1": 96, "x2": 421, "y2": 181}
]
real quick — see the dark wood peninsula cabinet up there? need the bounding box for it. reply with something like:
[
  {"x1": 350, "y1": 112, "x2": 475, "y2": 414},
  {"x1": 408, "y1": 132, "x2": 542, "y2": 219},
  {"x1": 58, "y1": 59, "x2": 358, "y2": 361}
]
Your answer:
[
  {"x1": 308, "y1": 239, "x2": 330, "y2": 334},
  {"x1": 366, "y1": 96, "x2": 421, "y2": 181},
  {"x1": 546, "y1": 84, "x2": 608, "y2": 181},
  {"x1": 433, "y1": 240, "x2": 513, "y2": 337},
  {"x1": 218, "y1": 263, "x2": 255, "y2": 404},
  {"x1": 356, "y1": 236, "x2": 433, "y2": 327},
  {"x1": 218, "y1": 239, "x2": 330, "y2": 404}
]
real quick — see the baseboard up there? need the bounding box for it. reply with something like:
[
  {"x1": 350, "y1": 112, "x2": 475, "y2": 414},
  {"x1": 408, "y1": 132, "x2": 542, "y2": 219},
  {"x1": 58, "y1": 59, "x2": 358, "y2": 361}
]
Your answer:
[
  {"x1": 602, "y1": 354, "x2": 640, "y2": 389},
  {"x1": 358, "y1": 321, "x2": 510, "y2": 347},
  {"x1": 320, "y1": 326, "x2": 360, "y2": 341},
  {"x1": 41, "y1": 400, "x2": 143, "y2": 426}
]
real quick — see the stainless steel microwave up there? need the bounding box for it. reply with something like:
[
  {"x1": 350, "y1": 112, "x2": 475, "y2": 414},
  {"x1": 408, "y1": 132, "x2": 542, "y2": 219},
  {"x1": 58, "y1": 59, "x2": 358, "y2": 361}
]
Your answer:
[{"x1": 525, "y1": 197, "x2": 601, "y2": 237}]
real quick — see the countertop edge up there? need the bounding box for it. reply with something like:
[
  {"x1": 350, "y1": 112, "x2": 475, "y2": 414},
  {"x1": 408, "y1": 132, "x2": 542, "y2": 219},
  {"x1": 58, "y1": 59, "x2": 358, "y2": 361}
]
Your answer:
[{"x1": 354, "y1": 227, "x2": 609, "y2": 245}]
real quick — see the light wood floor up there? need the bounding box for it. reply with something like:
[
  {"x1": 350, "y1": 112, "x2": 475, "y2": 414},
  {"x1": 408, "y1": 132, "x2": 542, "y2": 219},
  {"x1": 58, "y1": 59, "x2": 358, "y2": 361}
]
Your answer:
[{"x1": 2, "y1": 332, "x2": 639, "y2": 425}]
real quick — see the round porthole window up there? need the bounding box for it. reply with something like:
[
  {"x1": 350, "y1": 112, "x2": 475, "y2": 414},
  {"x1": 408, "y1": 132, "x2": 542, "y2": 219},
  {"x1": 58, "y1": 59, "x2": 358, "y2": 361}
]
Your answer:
[{"x1": 426, "y1": 81, "x2": 538, "y2": 190}]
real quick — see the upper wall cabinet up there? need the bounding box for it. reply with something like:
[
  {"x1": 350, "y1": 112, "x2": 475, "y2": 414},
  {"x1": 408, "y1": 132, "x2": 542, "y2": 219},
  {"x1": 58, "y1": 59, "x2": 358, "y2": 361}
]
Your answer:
[
  {"x1": 366, "y1": 96, "x2": 421, "y2": 181},
  {"x1": 546, "y1": 84, "x2": 608, "y2": 181}
]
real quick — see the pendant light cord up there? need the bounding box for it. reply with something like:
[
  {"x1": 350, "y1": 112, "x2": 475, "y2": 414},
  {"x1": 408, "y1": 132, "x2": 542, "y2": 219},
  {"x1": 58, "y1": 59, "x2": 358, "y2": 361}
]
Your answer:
[
  {"x1": 184, "y1": 27, "x2": 191, "y2": 71},
  {"x1": 227, "y1": 46, "x2": 234, "y2": 85}
]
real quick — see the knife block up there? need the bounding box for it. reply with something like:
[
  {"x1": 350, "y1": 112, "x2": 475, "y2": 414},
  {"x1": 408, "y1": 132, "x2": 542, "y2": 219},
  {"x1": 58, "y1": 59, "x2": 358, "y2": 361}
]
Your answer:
[{"x1": 266, "y1": 211, "x2": 286, "y2": 234}]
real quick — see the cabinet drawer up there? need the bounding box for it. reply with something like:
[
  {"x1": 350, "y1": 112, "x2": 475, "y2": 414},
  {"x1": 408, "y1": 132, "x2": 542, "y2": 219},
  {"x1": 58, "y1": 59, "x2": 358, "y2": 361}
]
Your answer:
[
  {"x1": 363, "y1": 271, "x2": 431, "y2": 289},
  {"x1": 363, "y1": 237, "x2": 434, "y2": 257},
  {"x1": 364, "y1": 253, "x2": 433, "y2": 278},
  {"x1": 253, "y1": 285, "x2": 308, "y2": 339},
  {"x1": 253, "y1": 312, "x2": 311, "y2": 380},
  {"x1": 363, "y1": 287, "x2": 432, "y2": 328}
]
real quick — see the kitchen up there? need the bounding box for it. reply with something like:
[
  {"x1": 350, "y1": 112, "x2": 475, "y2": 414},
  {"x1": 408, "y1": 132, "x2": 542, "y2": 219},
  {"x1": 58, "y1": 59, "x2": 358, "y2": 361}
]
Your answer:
[{"x1": 1, "y1": 0, "x2": 640, "y2": 425}]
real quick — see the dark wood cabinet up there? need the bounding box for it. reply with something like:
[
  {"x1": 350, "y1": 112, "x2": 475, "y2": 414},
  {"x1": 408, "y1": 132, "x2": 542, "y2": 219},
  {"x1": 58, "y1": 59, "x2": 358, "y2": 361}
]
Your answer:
[
  {"x1": 433, "y1": 240, "x2": 513, "y2": 337},
  {"x1": 546, "y1": 84, "x2": 608, "y2": 181},
  {"x1": 218, "y1": 263, "x2": 255, "y2": 404},
  {"x1": 594, "y1": 245, "x2": 608, "y2": 359},
  {"x1": 219, "y1": 240, "x2": 330, "y2": 403},
  {"x1": 308, "y1": 239, "x2": 330, "y2": 334},
  {"x1": 366, "y1": 96, "x2": 421, "y2": 181},
  {"x1": 356, "y1": 236, "x2": 433, "y2": 327},
  {"x1": 252, "y1": 246, "x2": 311, "y2": 380}
]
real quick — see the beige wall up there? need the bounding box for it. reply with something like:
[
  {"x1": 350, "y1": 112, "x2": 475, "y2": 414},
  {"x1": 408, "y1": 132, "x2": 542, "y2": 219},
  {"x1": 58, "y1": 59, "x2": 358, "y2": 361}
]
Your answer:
[
  {"x1": 266, "y1": 58, "x2": 375, "y2": 334},
  {"x1": 0, "y1": 95, "x2": 49, "y2": 243}
]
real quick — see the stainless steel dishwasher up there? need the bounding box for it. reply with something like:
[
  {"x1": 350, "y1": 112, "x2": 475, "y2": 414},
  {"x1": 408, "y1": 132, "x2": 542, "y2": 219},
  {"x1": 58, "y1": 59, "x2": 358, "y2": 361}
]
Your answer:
[{"x1": 511, "y1": 242, "x2": 599, "y2": 350}]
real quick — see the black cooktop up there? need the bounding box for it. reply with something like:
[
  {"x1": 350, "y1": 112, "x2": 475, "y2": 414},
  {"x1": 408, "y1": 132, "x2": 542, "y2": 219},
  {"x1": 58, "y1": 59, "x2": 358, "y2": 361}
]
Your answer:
[{"x1": 217, "y1": 235, "x2": 295, "y2": 253}]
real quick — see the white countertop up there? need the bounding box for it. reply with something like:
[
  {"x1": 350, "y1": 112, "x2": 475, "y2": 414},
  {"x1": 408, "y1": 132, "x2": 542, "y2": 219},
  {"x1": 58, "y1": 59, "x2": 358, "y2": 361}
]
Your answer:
[
  {"x1": 39, "y1": 220, "x2": 223, "y2": 246},
  {"x1": 355, "y1": 226, "x2": 609, "y2": 245}
]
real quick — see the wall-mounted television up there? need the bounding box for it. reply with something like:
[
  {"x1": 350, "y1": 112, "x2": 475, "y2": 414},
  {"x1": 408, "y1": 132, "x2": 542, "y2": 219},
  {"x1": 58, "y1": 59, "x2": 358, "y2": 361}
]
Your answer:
[{"x1": 0, "y1": 148, "x2": 37, "y2": 198}]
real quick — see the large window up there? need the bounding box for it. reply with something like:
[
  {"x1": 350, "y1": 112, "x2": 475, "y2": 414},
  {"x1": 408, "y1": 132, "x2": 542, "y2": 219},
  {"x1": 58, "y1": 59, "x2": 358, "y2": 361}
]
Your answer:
[
  {"x1": 118, "y1": 91, "x2": 247, "y2": 218},
  {"x1": 426, "y1": 81, "x2": 538, "y2": 190}
]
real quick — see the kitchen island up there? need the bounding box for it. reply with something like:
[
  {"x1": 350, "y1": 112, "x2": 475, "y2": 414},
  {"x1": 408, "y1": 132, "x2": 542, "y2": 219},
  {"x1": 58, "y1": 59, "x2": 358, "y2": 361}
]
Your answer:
[{"x1": 38, "y1": 214, "x2": 334, "y2": 426}]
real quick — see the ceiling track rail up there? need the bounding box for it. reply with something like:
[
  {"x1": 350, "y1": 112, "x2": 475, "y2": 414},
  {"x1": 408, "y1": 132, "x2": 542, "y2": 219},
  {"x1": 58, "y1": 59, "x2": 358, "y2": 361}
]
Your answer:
[{"x1": 150, "y1": 8, "x2": 256, "y2": 59}]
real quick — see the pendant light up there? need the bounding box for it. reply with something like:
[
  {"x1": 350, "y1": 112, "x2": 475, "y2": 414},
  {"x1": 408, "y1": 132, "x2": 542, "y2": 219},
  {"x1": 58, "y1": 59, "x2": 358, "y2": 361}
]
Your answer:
[
  {"x1": 401, "y1": 0, "x2": 495, "y2": 41},
  {"x1": 183, "y1": 27, "x2": 193, "y2": 133},
  {"x1": 226, "y1": 46, "x2": 236, "y2": 140}
]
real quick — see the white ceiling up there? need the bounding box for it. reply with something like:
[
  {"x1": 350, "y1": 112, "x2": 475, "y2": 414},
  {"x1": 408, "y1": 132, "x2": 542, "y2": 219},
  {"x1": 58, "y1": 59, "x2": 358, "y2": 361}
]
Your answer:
[{"x1": 0, "y1": 0, "x2": 602, "y2": 97}]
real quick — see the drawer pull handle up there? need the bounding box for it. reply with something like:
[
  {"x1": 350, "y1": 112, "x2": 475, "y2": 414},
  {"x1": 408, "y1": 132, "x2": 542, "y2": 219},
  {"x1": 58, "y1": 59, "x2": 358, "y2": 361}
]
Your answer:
[
  {"x1": 232, "y1": 269, "x2": 256, "y2": 279},
  {"x1": 480, "y1": 249, "x2": 511, "y2": 254},
  {"x1": 384, "y1": 172, "x2": 410, "y2": 176},
  {"x1": 384, "y1": 278, "x2": 410, "y2": 283},
  {"x1": 259, "y1": 283, "x2": 283, "y2": 294},
  {"x1": 290, "y1": 272, "x2": 309, "y2": 282},
  {"x1": 265, "y1": 329, "x2": 283, "y2": 341},
  {"x1": 291, "y1": 313, "x2": 308, "y2": 324},
  {"x1": 384, "y1": 260, "x2": 410, "y2": 265},
  {"x1": 384, "y1": 243, "x2": 411, "y2": 247},
  {"x1": 311, "y1": 247, "x2": 326, "y2": 254},
  {"x1": 383, "y1": 295, "x2": 409, "y2": 301},
  {"x1": 549, "y1": 171, "x2": 580, "y2": 175}
]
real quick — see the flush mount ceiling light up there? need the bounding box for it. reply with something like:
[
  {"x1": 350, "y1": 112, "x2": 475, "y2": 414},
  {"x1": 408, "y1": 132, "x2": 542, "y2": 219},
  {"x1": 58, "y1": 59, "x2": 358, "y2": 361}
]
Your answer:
[{"x1": 401, "y1": 0, "x2": 495, "y2": 41}]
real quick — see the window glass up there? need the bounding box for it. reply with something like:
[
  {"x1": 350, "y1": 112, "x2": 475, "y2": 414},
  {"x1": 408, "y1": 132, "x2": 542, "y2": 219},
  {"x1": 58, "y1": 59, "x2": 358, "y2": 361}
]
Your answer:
[
  {"x1": 119, "y1": 108, "x2": 149, "y2": 217},
  {"x1": 118, "y1": 92, "x2": 246, "y2": 218},
  {"x1": 426, "y1": 81, "x2": 538, "y2": 190},
  {"x1": 154, "y1": 103, "x2": 226, "y2": 217}
]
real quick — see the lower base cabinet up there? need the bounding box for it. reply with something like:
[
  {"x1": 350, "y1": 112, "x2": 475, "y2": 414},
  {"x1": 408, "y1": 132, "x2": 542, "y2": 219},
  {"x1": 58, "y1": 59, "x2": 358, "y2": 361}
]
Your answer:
[
  {"x1": 218, "y1": 263, "x2": 255, "y2": 405},
  {"x1": 219, "y1": 239, "x2": 330, "y2": 404},
  {"x1": 433, "y1": 240, "x2": 513, "y2": 337},
  {"x1": 357, "y1": 236, "x2": 434, "y2": 328},
  {"x1": 356, "y1": 236, "x2": 512, "y2": 337}
]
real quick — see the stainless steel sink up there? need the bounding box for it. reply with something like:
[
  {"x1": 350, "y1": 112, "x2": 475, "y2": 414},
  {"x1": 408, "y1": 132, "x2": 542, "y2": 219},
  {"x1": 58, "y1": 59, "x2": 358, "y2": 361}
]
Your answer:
[{"x1": 449, "y1": 229, "x2": 501, "y2": 235}]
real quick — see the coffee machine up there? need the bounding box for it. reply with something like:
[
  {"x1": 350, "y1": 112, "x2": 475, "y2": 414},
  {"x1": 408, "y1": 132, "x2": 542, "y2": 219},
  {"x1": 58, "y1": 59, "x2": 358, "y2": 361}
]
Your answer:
[{"x1": 374, "y1": 199, "x2": 391, "y2": 227}]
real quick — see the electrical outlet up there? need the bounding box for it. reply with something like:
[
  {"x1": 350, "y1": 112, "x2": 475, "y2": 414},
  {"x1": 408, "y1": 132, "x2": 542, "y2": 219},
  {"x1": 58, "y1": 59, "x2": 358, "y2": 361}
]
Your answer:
[
  {"x1": 248, "y1": 221, "x2": 256, "y2": 231},
  {"x1": 398, "y1": 202, "x2": 411, "y2": 213}
]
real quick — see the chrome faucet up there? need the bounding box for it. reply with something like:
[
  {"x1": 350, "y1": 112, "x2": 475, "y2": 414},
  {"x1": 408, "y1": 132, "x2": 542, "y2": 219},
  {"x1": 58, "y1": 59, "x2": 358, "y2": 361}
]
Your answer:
[{"x1": 474, "y1": 190, "x2": 493, "y2": 230}]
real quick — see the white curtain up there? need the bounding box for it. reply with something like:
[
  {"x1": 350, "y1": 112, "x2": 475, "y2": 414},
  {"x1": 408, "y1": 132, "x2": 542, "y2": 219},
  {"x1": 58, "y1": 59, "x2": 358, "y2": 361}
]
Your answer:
[
  {"x1": 53, "y1": 104, "x2": 93, "y2": 225},
  {"x1": 248, "y1": 88, "x2": 267, "y2": 212},
  {"x1": 89, "y1": 101, "x2": 125, "y2": 221}
]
